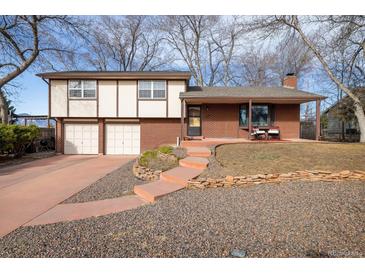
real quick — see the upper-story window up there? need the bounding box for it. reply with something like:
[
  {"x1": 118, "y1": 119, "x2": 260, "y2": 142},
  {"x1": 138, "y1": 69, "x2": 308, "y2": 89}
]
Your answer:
[
  {"x1": 69, "y1": 80, "x2": 97, "y2": 99},
  {"x1": 138, "y1": 80, "x2": 166, "y2": 99}
]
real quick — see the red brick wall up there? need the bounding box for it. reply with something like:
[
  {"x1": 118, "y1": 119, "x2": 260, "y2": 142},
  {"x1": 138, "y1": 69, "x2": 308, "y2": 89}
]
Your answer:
[
  {"x1": 201, "y1": 104, "x2": 240, "y2": 138},
  {"x1": 55, "y1": 118, "x2": 63, "y2": 153},
  {"x1": 274, "y1": 104, "x2": 300, "y2": 138},
  {"x1": 98, "y1": 118, "x2": 105, "y2": 154},
  {"x1": 140, "y1": 118, "x2": 181, "y2": 151},
  {"x1": 199, "y1": 103, "x2": 300, "y2": 139}
]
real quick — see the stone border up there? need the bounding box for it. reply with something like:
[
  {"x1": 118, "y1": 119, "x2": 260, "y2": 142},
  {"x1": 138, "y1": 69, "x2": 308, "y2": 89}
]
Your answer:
[
  {"x1": 132, "y1": 161, "x2": 162, "y2": 181},
  {"x1": 188, "y1": 170, "x2": 365, "y2": 189}
]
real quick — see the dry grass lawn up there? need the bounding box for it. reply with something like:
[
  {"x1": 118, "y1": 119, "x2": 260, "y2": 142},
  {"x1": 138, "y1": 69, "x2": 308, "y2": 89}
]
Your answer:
[{"x1": 208, "y1": 143, "x2": 365, "y2": 177}]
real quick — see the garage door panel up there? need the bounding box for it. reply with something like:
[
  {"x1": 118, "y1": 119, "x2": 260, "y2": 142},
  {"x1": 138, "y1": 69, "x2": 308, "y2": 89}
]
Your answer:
[
  {"x1": 64, "y1": 124, "x2": 99, "y2": 154},
  {"x1": 106, "y1": 124, "x2": 140, "y2": 155}
]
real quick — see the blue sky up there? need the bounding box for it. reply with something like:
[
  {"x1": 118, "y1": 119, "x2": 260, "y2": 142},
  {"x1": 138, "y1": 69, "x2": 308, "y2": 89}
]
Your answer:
[{"x1": 12, "y1": 71, "x2": 48, "y2": 115}]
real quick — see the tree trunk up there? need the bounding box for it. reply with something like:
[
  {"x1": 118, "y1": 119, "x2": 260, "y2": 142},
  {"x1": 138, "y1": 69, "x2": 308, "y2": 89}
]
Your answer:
[
  {"x1": 285, "y1": 16, "x2": 365, "y2": 142},
  {"x1": 0, "y1": 91, "x2": 9, "y2": 124},
  {"x1": 354, "y1": 103, "x2": 365, "y2": 142}
]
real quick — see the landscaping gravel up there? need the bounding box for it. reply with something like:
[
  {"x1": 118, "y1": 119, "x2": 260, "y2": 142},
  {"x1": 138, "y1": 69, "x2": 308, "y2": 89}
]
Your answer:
[
  {"x1": 0, "y1": 181, "x2": 364, "y2": 258},
  {"x1": 63, "y1": 160, "x2": 144, "y2": 203}
]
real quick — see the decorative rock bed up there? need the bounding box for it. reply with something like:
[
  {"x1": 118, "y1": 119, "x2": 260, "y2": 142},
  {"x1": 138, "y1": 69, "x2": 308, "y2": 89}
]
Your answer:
[
  {"x1": 132, "y1": 161, "x2": 162, "y2": 181},
  {"x1": 188, "y1": 170, "x2": 365, "y2": 189}
]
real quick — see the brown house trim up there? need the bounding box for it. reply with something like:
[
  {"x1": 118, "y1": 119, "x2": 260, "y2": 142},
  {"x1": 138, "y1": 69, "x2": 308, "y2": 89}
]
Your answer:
[
  {"x1": 66, "y1": 80, "x2": 69, "y2": 117},
  {"x1": 116, "y1": 80, "x2": 119, "y2": 117},
  {"x1": 37, "y1": 71, "x2": 191, "y2": 80},
  {"x1": 48, "y1": 79, "x2": 51, "y2": 118},
  {"x1": 61, "y1": 120, "x2": 65, "y2": 153},
  {"x1": 136, "y1": 80, "x2": 139, "y2": 117},
  {"x1": 166, "y1": 80, "x2": 169, "y2": 117},
  {"x1": 96, "y1": 80, "x2": 99, "y2": 117}
]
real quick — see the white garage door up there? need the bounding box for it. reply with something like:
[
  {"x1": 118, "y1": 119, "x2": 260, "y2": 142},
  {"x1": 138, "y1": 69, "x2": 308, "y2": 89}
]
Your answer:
[
  {"x1": 64, "y1": 124, "x2": 99, "y2": 154},
  {"x1": 106, "y1": 124, "x2": 140, "y2": 155}
]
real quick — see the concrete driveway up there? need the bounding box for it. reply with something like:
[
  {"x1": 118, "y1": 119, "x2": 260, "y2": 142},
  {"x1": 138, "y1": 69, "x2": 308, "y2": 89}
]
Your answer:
[{"x1": 0, "y1": 155, "x2": 135, "y2": 237}]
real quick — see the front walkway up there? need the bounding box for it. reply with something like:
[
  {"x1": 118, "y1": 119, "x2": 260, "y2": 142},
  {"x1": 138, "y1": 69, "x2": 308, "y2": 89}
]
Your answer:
[{"x1": 0, "y1": 155, "x2": 134, "y2": 237}]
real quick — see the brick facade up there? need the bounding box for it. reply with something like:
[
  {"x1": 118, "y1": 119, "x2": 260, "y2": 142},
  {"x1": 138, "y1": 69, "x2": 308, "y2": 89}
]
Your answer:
[
  {"x1": 140, "y1": 118, "x2": 181, "y2": 151},
  {"x1": 54, "y1": 104, "x2": 300, "y2": 154},
  {"x1": 198, "y1": 103, "x2": 300, "y2": 139},
  {"x1": 201, "y1": 104, "x2": 240, "y2": 138},
  {"x1": 274, "y1": 104, "x2": 300, "y2": 139},
  {"x1": 55, "y1": 118, "x2": 63, "y2": 153},
  {"x1": 98, "y1": 118, "x2": 105, "y2": 154}
]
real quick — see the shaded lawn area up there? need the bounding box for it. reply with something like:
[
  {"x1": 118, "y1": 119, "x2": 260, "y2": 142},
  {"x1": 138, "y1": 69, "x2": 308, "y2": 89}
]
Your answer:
[{"x1": 200, "y1": 143, "x2": 365, "y2": 178}]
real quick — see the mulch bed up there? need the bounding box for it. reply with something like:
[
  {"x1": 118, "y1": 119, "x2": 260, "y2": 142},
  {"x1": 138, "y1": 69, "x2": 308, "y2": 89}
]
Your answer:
[
  {"x1": 63, "y1": 160, "x2": 144, "y2": 204},
  {"x1": 0, "y1": 180, "x2": 364, "y2": 257}
]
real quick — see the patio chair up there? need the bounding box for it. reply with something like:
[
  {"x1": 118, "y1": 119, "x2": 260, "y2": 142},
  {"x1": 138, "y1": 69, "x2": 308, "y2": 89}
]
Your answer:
[
  {"x1": 251, "y1": 127, "x2": 266, "y2": 140},
  {"x1": 267, "y1": 126, "x2": 280, "y2": 140}
]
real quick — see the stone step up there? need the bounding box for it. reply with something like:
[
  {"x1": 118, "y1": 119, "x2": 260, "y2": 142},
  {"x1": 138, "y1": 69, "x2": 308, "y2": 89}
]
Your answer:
[
  {"x1": 134, "y1": 180, "x2": 185, "y2": 202},
  {"x1": 179, "y1": 157, "x2": 209, "y2": 170},
  {"x1": 185, "y1": 147, "x2": 211, "y2": 158},
  {"x1": 160, "y1": 166, "x2": 203, "y2": 186}
]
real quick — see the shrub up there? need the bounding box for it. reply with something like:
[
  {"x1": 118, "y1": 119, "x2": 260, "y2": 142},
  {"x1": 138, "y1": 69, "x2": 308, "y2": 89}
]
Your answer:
[
  {"x1": 0, "y1": 124, "x2": 40, "y2": 158},
  {"x1": 138, "y1": 150, "x2": 158, "y2": 167},
  {"x1": 157, "y1": 145, "x2": 173, "y2": 155},
  {"x1": 172, "y1": 146, "x2": 187, "y2": 159},
  {"x1": 138, "y1": 145, "x2": 179, "y2": 171}
]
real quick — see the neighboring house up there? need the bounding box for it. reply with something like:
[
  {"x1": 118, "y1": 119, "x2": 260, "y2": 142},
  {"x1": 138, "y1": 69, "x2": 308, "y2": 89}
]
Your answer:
[
  {"x1": 37, "y1": 71, "x2": 325, "y2": 155},
  {"x1": 322, "y1": 88, "x2": 365, "y2": 142}
]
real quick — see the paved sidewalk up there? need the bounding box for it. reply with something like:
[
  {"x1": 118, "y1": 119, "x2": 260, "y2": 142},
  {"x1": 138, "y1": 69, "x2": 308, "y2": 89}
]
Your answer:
[
  {"x1": 25, "y1": 195, "x2": 146, "y2": 226},
  {"x1": 0, "y1": 155, "x2": 134, "y2": 237}
]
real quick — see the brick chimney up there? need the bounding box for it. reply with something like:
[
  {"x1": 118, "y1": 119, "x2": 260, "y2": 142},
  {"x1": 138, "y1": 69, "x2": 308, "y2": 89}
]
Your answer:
[{"x1": 283, "y1": 73, "x2": 297, "y2": 89}]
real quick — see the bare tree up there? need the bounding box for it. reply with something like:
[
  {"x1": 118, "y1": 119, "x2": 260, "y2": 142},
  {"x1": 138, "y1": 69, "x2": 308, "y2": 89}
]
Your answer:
[
  {"x1": 162, "y1": 16, "x2": 248, "y2": 86},
  {"x1": 250, "y1": 15, "x2": 365, "y2": 142},
  {"x1": 82, "y1": 16, "x2": 169, "y2": 71},
  {"x1": 234, "y1": 46, "x2": 278, "y2": 87},
  {"x1": 0, "y1": 15, "x2": 85, "y2": 123}
]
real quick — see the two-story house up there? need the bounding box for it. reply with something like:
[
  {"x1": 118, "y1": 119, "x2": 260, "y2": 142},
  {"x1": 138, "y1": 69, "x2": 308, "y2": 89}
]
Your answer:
[{"x1": 37, "y1": 71, "x2": 325, "y2": 155}]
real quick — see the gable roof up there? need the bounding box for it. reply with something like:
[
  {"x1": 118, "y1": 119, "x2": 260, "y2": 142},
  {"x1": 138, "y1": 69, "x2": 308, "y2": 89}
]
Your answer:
[
  {"x1": 181, "y1": 86, "x2": 326, "y2": 100},
  {"x1": 36, "y1": 71, "x2": 192, "y2": 80},
  {"x1": 323, "y1": 88, "x2": 365, "y2": 114}
]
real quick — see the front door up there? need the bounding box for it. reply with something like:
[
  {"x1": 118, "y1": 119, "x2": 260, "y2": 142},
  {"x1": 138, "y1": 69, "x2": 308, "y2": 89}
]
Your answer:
[{"x1": 187, "y1": 106, "x2": 201, "y2": 136}]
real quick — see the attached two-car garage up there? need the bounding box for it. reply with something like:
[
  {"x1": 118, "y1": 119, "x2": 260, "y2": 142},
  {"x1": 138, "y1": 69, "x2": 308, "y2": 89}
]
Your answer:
[{"x1": 64, "y1": 123, "x2": 140, "y2": 155}]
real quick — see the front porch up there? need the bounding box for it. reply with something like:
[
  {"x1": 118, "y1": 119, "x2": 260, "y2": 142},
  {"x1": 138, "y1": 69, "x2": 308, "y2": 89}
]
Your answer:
[
  {"x1": 179, "y1": 100, "x2": 322, "y2": 142},
  {"x1": 179, "y1": 85, "x2": 325, "y2": 143}
]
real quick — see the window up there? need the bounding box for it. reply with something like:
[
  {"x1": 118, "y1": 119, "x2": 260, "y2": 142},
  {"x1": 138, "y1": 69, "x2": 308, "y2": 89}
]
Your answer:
[
  {"x1": 239, "y1": 105, "x2": 248, "y2": 127},
  {"x1": 252, "y1": 105, "x2": 269, "y2": 126},
  {"x1": 138, "y1": 80, "x2": 166, "y2": 99},
  {"x1": 239, "y1": 104, "x2": 274, "y2": 127},
  {"x1": 69, "y1": 80, "x2": 96, "y2": 99}
]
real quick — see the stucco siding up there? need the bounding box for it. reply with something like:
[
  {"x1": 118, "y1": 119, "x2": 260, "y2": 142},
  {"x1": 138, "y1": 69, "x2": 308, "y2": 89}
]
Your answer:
[
  {"x1": 50, "y1": 80, "x2": 68, "y2": 117},
  {"x1": 69, "y1": 100, "x2": 97, "y2": 117},
  {"x1": 98, "y1": 80, "x2": 117, "y2": 117},
  {"x1": 168, "y1": 80, "x2": 184, "y2": 118},
  {"x1": 118, "y1": 80, "x2": 137, "y2": 117},
  {"x1": 138, "y1": 101, "x2": 166, "y2": 117}
]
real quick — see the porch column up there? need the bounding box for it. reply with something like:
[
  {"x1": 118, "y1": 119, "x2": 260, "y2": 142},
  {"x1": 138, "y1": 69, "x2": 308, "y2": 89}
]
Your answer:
[
  {"x1": 315, "y1": 99, "x2": 321, "y2": 141},
  {"x1": 248, "y1": 99, "x2": 252, "y2": 139},
  {"x1": 180, "y1": 99, "x2": 185, "y2": 144}
]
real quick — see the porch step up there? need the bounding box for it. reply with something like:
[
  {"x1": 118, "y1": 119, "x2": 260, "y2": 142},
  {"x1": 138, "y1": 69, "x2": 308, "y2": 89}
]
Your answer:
[
  {"x1": 179, "y1": 157, "x2": 209, "y2": 170},
  {"x1": 160, "y1": 166, "x2": 203, "y2": 186},
  {"x1": 134, "y1": 180, "x2": 185, "y2": 202},
  {"x1": 185, "y1": 146, "x2": 211, "y2": 157}
]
